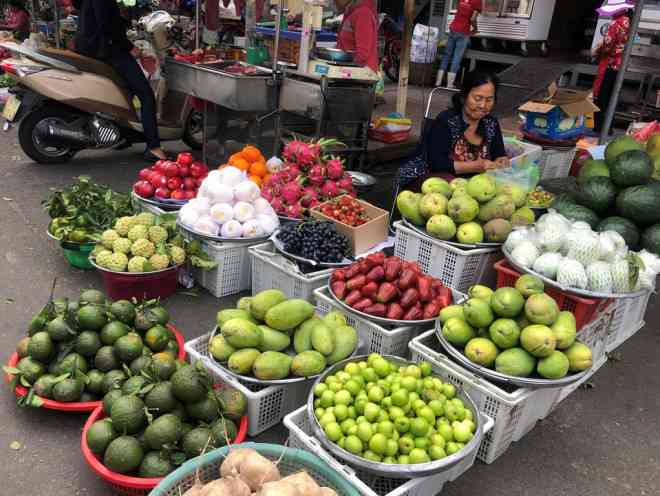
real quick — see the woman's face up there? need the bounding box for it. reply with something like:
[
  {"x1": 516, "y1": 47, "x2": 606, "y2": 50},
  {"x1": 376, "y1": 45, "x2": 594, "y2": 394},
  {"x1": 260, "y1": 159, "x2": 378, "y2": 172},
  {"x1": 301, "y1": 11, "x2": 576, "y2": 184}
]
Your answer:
[{"x1": 464, "y1": 82, "x2": 496, "y2": 121}]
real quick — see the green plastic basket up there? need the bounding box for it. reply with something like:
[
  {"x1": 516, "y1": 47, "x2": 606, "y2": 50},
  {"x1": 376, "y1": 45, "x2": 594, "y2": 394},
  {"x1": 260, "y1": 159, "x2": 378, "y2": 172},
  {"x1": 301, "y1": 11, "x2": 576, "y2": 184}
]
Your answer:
[
  {"x1": 61, "y1": 241, "x2": 95, "y2": 270},
  {"x1": 149, "y1": 442, "x2": 361, "y2": 496}
]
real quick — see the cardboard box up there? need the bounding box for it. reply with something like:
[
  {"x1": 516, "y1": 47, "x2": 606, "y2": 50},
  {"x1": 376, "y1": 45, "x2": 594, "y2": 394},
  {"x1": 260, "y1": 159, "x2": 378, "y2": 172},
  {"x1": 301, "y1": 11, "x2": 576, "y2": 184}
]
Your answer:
[
  {"x1": 310, "y1": 196, "x2": 389, "y2": 256},
  {"x1": 519, "y1": 83, "x2": 600, "y2": 140}
]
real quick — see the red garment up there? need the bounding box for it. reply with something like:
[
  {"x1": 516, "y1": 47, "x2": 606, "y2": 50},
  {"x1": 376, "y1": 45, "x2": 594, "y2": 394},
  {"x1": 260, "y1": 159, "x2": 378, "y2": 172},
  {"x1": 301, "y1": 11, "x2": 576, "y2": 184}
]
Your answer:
[
  {"x1": 337, "y1": 0, "x2": 379, "y2": 72},
  {"x1": 3, "y1": 7, "x2": 29, "y2": 32},
  {"x1": 450, "y1": 0, "x2": 482, "y2": 36},
  {"x1": 593, "y1": 57, "x2": 609, "y2": 98},
  {"x1": 601, "y1": 14, "x2": 630, "y2": 71}
]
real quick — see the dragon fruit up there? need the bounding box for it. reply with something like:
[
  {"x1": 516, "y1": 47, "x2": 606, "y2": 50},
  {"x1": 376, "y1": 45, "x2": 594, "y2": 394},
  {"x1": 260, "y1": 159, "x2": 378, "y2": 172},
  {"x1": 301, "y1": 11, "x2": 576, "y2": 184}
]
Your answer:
[
  {"x1": 556, "y1": 259, "x2": 588, "y2": 289},
  {"x1": 321, "y1": 180, "x2": 340, "y2": 198},
  {"x1": 282, "y1": 140, "x2": 320, "y2": 168},
  {"x1": 286, "y1": 203, "x2": 303, "y2": 219},
  {"x1": 301, "y1": 187, "x2": 319, "y2": 208},
  {"x1": 326, "y1": 158, "x2": 344, "y2": 180},
  {"x1": 338, "y1": 175, "x2": 353, "y2": 192},
  {"x1": 308, "y1": 164, "x2": 326, "y2": 186},
  {"x1": 270, "y1": 197, "x2": 284, "y2": 214},
  {"x1": 282, "y1": 181, "x2": 303, "y2": 205}
]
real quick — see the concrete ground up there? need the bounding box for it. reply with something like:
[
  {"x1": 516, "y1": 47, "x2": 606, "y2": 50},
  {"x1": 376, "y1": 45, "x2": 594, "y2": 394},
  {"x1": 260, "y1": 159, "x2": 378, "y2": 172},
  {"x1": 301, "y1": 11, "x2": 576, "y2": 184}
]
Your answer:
[{"x1": 0, "y1": 127, "x2": 658, "y2": 496}]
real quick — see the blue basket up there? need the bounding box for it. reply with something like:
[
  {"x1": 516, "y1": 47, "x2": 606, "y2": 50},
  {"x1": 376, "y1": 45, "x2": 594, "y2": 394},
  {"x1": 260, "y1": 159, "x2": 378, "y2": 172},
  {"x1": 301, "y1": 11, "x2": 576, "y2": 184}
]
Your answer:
[
  {"x1": 522, "y1": 107, "x2": 586, "y2": 140},
  {"x1": 149, "y1": 442, "x2": 361, "y2": 496}
]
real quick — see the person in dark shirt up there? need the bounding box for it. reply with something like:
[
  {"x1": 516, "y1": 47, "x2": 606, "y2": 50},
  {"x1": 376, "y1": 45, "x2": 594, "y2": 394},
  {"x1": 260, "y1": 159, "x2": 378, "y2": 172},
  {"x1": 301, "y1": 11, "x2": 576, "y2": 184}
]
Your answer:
[
  {"x1": 73, "y1": 0, "x2": 167, "y2": 161},
  {"x1": 427, "y1": 70, "x2": 509, "y2": 176}
]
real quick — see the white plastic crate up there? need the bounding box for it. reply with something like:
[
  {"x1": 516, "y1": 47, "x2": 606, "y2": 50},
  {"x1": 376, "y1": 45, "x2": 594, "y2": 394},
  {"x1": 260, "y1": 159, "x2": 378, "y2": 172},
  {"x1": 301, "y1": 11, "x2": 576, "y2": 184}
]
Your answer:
[
  {"x1": 193, "y1": 239, "x2": 254, "y2": 298},
  {"x1": 505, "y1": 137, "x2": 542, "y2": 168},
  {"x1": 284, "y1": 406, "x2": 494, "y2": 496},
  {"x1": 574, "y1": 307, "x2": 613, "y2": 363},
  {"x1": 538, "y1": 146, "x2": 576, "y2": 180},
  {"x1": 249, "y1": 242, "x2": 333, "y2": 301},
  {"x1": 393, "y1": 221, "x2": 502, "y2": 292},
  {"x1": 185, "y1": 333, "x2": 313, "y2": 436},
  {"x1": 606, "y1": 292, "x2": 651, "y2": 352},
  {"x1": 409, "y1": 329, "x2": 562, "y2": 464},
  {"x1": 314, "y1": 286, "x2": 418, "y2": 357},
  {"x1": 551, "y1": 354, "x2": 608, "y2": 408}
]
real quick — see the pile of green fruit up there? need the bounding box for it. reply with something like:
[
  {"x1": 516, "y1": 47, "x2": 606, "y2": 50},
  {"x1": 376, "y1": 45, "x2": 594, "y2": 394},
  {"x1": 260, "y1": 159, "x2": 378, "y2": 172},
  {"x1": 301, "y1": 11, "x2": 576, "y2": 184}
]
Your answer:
[
  {"x1": 45, "y1": 176, "x2": 134, "y2": 244},
  {"x1": 313, "y1": 354, "x2": 477, "y2": 465},
  {"x1": 85, "y1": 362, "x2": 247, "y2": 477},
  {"x1": 6, "y1": 289, "x2": 181, "y2": 407},
  {"x1": 397, "y1": 176, "x2": 535, "y2": 244},
  {"x1": 439, "y1": 275, "x2": 593, "y2": 380},
  {"x1": 91, "y1": 212, "x2": 217, "y2": 273},
  {"x1": 564, "y1": 135, "x2": 660, "y2": 255},
  {"x1": 209, "y1": 290, "x2": 359, "y2": 381}
]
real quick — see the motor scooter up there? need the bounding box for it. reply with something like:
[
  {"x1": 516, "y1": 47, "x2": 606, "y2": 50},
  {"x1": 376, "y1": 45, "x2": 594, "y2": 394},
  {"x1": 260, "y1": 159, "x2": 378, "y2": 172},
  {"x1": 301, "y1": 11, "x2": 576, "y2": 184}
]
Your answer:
[{"x1": 0, "y1": 11, "x2": 202, "y2": 164}]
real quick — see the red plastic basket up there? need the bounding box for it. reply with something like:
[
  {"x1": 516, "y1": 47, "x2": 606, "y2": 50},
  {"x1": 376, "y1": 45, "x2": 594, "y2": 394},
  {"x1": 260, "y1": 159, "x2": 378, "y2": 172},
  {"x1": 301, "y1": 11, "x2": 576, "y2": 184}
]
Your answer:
[
  {"x1": 368, "y1": 128, "x2": 412, "y2": 144},
  {"x1": 494, "y1": 260, "x2": 612, "y2": 330},
  {"x1": 5, "y1": 325, "x2": 187, "y2": 412},
  {"x1": 81, "y1": 396, "x2": 248, "y2": 495},
  {"x1": 96, "y1": 264, "x2": 181, "y2": 301}
]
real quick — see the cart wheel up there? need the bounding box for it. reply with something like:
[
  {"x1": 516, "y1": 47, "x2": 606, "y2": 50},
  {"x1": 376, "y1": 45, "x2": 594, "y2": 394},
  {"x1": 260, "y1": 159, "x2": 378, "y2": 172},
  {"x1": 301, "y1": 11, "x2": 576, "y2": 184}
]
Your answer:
[
  {"x1": 540, "y1": 41, "x2": 549, "y2": 57},
  {"x1": 520, "y1": 41, "x2": 529, "y2": 57},
  {"x1": 481, "y1": 38, "x2": 491, "y2": 51}
]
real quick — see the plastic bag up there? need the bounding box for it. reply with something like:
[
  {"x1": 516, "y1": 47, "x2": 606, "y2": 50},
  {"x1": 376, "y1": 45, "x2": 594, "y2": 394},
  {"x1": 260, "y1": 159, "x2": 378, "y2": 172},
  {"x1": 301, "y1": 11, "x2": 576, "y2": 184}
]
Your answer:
[{"x1": 487, "y1": 164, "x2": 540, "y2": 194}]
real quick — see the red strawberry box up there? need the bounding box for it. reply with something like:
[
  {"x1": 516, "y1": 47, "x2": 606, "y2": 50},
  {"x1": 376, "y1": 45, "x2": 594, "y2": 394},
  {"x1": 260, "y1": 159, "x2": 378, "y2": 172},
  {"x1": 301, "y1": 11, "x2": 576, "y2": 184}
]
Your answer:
[{"x1": 311, "y1": 195, "x2": 389, "y2": 256}]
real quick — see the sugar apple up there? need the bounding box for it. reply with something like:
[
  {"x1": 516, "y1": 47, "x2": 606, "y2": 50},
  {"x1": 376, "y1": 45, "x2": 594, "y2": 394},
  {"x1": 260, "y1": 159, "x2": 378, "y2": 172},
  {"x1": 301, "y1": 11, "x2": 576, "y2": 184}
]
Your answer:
[
  {"x1": 148, "y1": 226, "x2": 168, "y2": 245},
  {"x1": 114, "y1": 216, "x2": 137, "y2": 236},
  {"x1": 149, "y1": 254, "x2": 170, "y2": 271},
  {"x1": 112, "y1": 237, "x2": 132, "y2": 255},
  {"x1": 95, "y1": 249, "x2": 113, "y2": 268},
  {"x1": 101, "y1": 229, "x2": 120, "y2": 250},
  {"x1": 107, "y1": 252, "x2": 129, "y2": 272},
  {"x1": 169, "y1": 246, "x2": 186, "y2": 265},
  {"x1": 128, "y1": 256, "x2": 148, "y2": 273},
  {"x1": 135, "y1": 212, "x2": 156, "y2": 227},
  {"x1": 127, "y1": 225, "x2": 149, "y2": 242},
  {"x1": 131, "y1": 238, "x2": 155, "y2": 258}
]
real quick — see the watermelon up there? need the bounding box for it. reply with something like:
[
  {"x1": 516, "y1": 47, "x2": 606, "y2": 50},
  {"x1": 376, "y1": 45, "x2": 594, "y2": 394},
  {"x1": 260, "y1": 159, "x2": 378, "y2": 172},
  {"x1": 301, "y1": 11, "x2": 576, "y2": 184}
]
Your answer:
[
  {"x1": 555, "y1": 203, "x2": 600, "y2": 229},
  {"x1": 604, "y1": 135, "x2": 643, "y2": 166},
  {"x1": 577, "y1": 159, "x2": 610, "y2": 185},
  {"x1": 577, "y1": 177, "x2": 617, "y2": 213},
  {"x1": 616, "y1": 185, "x2": 660, "y2": 226},
  {"x1": 641, "y1": 224, "x2": 660, "y2": 256},
  {"x1": 598, "y1": 217, "x2": 640, "y2": 250},
  {"x1": 609, "y1": 150, "x2": 653, "y2": 187}
]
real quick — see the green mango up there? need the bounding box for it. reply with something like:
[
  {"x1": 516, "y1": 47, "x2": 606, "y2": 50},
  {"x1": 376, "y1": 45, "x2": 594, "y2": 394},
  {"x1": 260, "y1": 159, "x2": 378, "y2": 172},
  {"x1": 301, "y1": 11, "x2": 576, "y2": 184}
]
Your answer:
[
  {"x1": 258, "y1": 325, "x2": 291, "y2": 352},
  {"x1": 253, "y1": 351, "x2": 293, "y2": 380},
  {"x1": 291, "y1": 351, "x2": 327, "y2": 377},
  {"x1": 265, "y1": 299, "x2": 315, "y2": 332},
  {"x1": 250, "y1": 289, "x2": 287, "y2": 321}
]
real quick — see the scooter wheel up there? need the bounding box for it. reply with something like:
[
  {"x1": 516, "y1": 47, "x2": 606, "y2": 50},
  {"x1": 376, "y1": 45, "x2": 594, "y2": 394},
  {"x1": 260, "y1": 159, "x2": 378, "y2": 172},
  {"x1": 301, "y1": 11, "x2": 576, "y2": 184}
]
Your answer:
[{"x1": 18, "y1": 106, "x2": 79, "y2": 164}]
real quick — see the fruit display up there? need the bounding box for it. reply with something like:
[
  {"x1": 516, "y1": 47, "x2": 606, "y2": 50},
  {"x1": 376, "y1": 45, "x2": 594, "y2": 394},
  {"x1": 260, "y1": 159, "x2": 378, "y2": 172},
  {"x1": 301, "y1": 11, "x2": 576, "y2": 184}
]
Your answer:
[
  {"x1": 397, "y1": 175, "x2": 535, "y2": 244},
  {"x1": 312, "y1": 354, "x2": 478, "y2": 465},
  {"x1": 133, "y1": 153, "x2": 209, "y2": 201},
  {"x1": 222, "y1": 144, "x2": 270, "y2": 188},
  {"x1": 505, "y1": 210, "x2": 660, "y2": 294},
  {"x1": 209, "y1": 290, "x2": 359, "y2": 381},
  {"x1": 261, "y1": 139, "x2": 356, "y2": 219},
  {"x1": 4, "y1": 290, "x2": 182, "y2": 407},
  {"x1": 439, "y1": 277, "x2": 593, "y2": 380},
  {"x1": 276, "y1": 220, "x2": 350, "y2": 264},
  {"x1": 162, "y1": 446, "x2": 341, "y2": 495},
  {"x1": 45, "y1": 176, "x2": 134, "y2": 243},
  {"x1": 560, "y1": 136, "x2": 660, "y2": 255},
  {"x1": 178, "y1": 165, "x2": 280, "y2": 239},
  {"x1": 317, "y1": 196, "x2": 370, "y2": 227},
  {"x1": 83, "y1": 362, "x2": 247, "y2": 478},
  {"x1": 329, "y1": 253, "x2": 453, "y2": 321},
  {"x1": 90, "y1": 213, "x2": 216, "y2": 273},
  {"x1": 526, "y1": 188, "x2": 554, "y2": 208}
]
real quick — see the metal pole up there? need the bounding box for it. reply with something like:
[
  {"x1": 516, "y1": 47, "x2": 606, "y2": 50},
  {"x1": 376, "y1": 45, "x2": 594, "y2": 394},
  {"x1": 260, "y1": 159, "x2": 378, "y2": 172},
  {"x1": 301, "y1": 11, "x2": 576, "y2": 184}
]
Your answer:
[
  {"x1": 195, "y1": 0, "x2": 201, "y2": 49},
  {"x1": 272, "y1": 0, "x2": 284, "y2": 71},
  {"x1": 599, "y1": 0, "x2": 645, "y2": 144},
  {"x1": 53, "y1": 0, "x2": 61, "y2": 48},
  {"x1": 396, "y1": 0, "x2": 415, "y2": 115}
]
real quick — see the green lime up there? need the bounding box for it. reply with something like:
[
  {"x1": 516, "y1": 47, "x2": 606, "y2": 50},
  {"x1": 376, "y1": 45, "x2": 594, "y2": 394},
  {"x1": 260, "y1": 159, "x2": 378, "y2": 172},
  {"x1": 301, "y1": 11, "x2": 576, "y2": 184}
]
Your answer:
[
  {"x1": 344, "y1": 435, "x2": 363, "y2": 455},
  {"x1": 409, "y1": 448, "x2": 430, "y2": 464},
  {"x1": 410, "y1": 417, "x2": 429, "y2": 437},
  {"x1": 324, "y1": 422, "x2": 343, "y2": 442},
  {"x1": 398, "y1": 436, "x2": 414, "y2": 455},
  {"x1": 368, "y1": 433, "x2": 387, "y2": 455},
  {"x1": 429, "y1": 445, "x2": 447, "y2": 460}
]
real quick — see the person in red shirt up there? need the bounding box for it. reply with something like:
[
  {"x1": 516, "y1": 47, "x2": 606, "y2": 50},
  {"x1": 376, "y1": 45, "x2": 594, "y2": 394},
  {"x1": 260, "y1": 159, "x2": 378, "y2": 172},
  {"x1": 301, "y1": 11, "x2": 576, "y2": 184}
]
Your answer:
[
  {"x1": 592, "y1": 1, "x2": 633, "y2": 133},
  {"x1": 0, "y1": 0, "x2": 30, "y2": 41},
  {"x1": 335, "y1": 0, "x2": 379, "y2": 73},
  {"x1": 436, "y1": 0, "x2": 481, "y2": 88}
]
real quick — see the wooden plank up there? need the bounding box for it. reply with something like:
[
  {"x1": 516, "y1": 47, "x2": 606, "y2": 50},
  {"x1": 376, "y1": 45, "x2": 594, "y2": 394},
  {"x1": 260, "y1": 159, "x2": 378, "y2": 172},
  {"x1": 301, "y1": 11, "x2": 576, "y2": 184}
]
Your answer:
[{"x1": 396, "y1": 0, "x2": 416, "y2": 115}]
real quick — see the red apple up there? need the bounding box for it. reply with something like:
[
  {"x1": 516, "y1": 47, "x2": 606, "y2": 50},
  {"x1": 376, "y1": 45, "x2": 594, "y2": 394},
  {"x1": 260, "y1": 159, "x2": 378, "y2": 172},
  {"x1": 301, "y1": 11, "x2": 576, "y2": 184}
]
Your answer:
[
  {"x1": 138, "y1": 168, "x2": 152, "y2": 180},
  {"x1": 155, "y1": 187, "x2": 171, "y2": 199},
  {"x1": 167, "y1": 176, "x2": 183, "y2": 190},
  {"x1": 184, "y1": 190, "x2": 196, "y2": 199},
  {"x1": 177, "y1": 152, "x2": 194, "y2": 166},
  {"x1": 171, "y1": 189, "x2": 187, "y2": 200},
  {"x1": 133, "y1": 180, "x2": 154, "y2": 198},
  {"x1": 190, "y1": 162, "x2": 208, "y2": 178},
  {"x1": 183, "y1": 177, "x2": 196, "y2": 190},
  {"x1": 163, "y1": 161, "x2": 179, "y2": 178},
  {"x1": 178, "y1": 164, "x2": 190, "y2": 177}
]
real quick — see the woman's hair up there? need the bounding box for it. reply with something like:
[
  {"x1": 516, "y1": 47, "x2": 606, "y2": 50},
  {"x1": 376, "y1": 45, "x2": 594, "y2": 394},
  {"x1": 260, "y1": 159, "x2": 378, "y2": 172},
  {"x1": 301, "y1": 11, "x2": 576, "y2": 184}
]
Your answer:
[
  {"x1": 451, "y1": 71, "x2": 500, "y2": 114},
  {"x1": 7, "y1": 0, "x2": 26, "y2": 10}
]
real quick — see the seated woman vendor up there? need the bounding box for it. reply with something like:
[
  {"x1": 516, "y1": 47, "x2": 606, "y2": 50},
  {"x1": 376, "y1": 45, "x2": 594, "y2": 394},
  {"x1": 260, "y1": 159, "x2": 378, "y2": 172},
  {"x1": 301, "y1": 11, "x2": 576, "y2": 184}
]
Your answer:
[{"x1": 427, "y1": 71, "x2": 509, "y2": 176}]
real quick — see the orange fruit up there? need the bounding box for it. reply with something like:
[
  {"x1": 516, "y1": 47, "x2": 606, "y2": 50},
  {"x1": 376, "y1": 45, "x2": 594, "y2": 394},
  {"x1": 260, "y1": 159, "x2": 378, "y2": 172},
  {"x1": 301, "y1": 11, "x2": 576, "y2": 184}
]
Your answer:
[
  {"x1": 242, "y1": 145, "x2": 263, "y2": 163},
  {"x1": 249, "y1": 160, "x2": 268, "y2": 177},
  {"x1": 249, "y1": 175, "x2": 262, "y2": 187},
  {"x1": 229, "y1": 156, "x2": 250, "y2": 171},
  {"x1": 263, "y1": 174, "x2": 271, "y2": 184}
]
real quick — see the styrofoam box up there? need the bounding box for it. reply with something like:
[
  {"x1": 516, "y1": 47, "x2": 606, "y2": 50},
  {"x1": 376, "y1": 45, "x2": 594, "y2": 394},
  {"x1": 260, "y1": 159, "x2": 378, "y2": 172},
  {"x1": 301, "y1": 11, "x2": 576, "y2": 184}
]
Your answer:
[
  {"x1": 409, "y1": 329, "x2": 563, "y2": 464},
  {"x1": 193, "y1": 240, "x2": 254, "y2": 298},
  {"x1": 284, "y1": 406, "x2": 494, "y2": 496},
  {"x1": 185, "y1": 333, "x2": 314, "y2": 436},
  {"x1": 249, "y1": 242, "x2": 332, "y2": 301},
  {"x1": 393, "y1": 221, "x2": 503, "y2": 292},
  {"x1": 606, "y1": 291, "x2": 651, "y2": 352}
]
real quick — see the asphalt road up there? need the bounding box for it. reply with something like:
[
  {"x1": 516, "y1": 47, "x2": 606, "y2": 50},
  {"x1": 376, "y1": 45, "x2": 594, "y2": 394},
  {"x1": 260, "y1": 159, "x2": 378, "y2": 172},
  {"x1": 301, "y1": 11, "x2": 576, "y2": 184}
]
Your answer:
[{"x1": 0, "y1": 130, "x2": 658, "y2": 496}]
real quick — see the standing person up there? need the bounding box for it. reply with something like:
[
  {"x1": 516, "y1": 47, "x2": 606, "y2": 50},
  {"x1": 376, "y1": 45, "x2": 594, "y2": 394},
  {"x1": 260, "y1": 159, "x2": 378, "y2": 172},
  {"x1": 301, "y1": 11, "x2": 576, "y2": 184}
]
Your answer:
[
  {"x1": 436, "y1": 0, "x2": 481, "y2": 88},
  {"x1": 592, "y1": 0, "x2": 634, "y2": 134},
  {"x1": 335, "y1": 0, "x2": 379, "y2": 74},
  {"x1": 72, "y1": 0, "x2": 168, "y2": 162},
  {"x1": 0, "y1": 0, "x2": 30, "y2": 42}
]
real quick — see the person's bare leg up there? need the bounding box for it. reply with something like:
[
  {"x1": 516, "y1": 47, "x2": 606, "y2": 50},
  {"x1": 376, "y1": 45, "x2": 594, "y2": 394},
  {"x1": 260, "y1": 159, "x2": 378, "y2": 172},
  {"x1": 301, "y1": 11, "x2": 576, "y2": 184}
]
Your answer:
[{"x1": 149, "y1": 147, "x2": 168, "y2": 160}]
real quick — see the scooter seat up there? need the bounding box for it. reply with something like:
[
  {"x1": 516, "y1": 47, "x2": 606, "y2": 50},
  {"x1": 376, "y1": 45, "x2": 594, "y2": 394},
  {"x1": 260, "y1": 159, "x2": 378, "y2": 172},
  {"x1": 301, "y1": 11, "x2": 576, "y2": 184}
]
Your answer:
[{"x1": 37, "y1": 48, "x2": 128, "y2": 90}]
